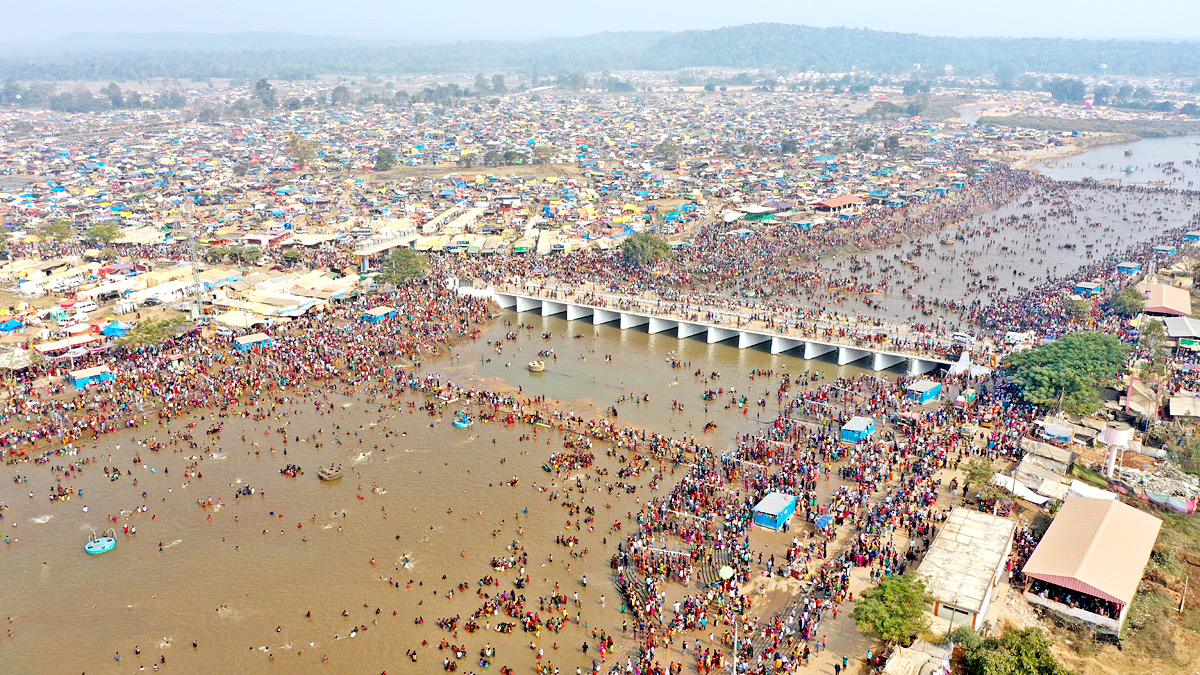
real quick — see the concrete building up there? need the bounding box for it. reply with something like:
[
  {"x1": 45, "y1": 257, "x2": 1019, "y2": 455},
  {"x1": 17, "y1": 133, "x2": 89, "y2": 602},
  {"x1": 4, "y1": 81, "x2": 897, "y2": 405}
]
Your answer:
[{"x1": 917, "y1": 507, "x2": 1017, "y2": 632}]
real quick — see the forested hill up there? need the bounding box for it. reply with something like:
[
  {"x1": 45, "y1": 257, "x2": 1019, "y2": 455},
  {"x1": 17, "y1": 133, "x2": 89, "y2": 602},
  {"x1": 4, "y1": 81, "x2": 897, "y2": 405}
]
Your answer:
[{"x1": 2, "y1": 23, "x2": 1199, "y2": 80}]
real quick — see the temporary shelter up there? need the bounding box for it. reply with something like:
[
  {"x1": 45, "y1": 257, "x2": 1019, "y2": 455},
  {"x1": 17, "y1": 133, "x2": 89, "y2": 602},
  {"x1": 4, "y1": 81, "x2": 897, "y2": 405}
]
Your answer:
[
  {"x1": 1022, "y1": 497, "x2": 1162, "y2": 634},
  {"x1": 905, "y1": 380, "x2": 941, "y2": 404},
  {"x1": 234, "y1": 332, "x2": 272, "y2": 351},
  {"x1": 840, "y1": 416, "x2": 876, "y2": 443},
  {"x1": 1140, "y1": 283, "x2": 1192, "y2": 317},
  {"x1": 69, "y1": 365, "x2": 114, "y2": 389},
  {"x1": 363, "y1": 306, "x2": 397, "y2": 323},
  {"x1": 752, "y1": 492, "x2": 797, "y2": 531}
]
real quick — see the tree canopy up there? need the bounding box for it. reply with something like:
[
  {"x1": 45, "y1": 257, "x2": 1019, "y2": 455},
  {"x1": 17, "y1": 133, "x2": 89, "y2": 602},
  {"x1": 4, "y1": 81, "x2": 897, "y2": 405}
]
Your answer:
[
  {"x1": 377, "y1": 248, "x2": 425, "y2": 286},
  {"x1": 620, "y1": 232, "x2": 671, "y2": 266},
  {"x1": 1108, "y1": 284, "x2": 1145, "y2": 318},
  {"x1": 962, "y1": 627, "x2": 1070, "y2": 675},
  {"x1": 851, "y1": 573, "x2": 933, "y2": 645},
  {"x1": 84, "y1": 222, "x2": 122, "y2": 247},
  {"x1": 39, "y1": 219, "x2": 74, "y2": 242},
  {"x1": 1003, "y1": 331, "x2": 1130, "y2": 414},
  {"x1": 118, "y1": 317, "x2": 187, "y2": 347},
  {"x1": 374, "y1": 147, "x2": 397, "y2": 172}
]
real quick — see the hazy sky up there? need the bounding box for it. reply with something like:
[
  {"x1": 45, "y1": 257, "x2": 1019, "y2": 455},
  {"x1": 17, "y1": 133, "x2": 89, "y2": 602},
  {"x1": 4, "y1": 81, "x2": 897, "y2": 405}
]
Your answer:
[{"x1": 10, "y1": 0, "x2": 1200, "y2": 41}]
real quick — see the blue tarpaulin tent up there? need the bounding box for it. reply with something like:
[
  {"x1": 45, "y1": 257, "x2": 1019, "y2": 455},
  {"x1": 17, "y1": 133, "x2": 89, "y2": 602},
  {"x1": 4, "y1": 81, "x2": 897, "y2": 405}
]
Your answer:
[
  {"x1": 753, "y1": 492, "x2": 797, "y2": 531},
  {"x1": 0, "y1": 319, "x2": 23, "y2": 332},
  {"x1": 101, "y1": 321, "x2": 131, "y2": 337}
]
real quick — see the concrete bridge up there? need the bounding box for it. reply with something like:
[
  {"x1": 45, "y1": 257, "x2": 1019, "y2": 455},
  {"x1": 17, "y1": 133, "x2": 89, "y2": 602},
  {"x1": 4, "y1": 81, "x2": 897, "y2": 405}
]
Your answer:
[{"x1": 470, "y1": 286, "x2": 955, "y2": 375}]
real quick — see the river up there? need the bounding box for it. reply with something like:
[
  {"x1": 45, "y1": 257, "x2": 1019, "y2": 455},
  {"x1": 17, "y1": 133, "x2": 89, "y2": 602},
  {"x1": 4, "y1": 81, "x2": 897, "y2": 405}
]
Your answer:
[{"x1": 0, "y1": 311, "x2": 877, "y2": 674}]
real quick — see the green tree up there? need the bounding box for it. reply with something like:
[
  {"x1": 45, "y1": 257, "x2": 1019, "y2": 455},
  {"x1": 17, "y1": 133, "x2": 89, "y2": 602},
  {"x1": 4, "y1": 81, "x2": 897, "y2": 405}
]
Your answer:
[
  {"x1": 491, "y1": 74, "x2": 506, "y2": 94},
  {"x1": 1064, "y1": 297, "x2": 1091, "y2": 321},
  {"x1": 254, "y1": 78, "x2": 277, "y2": 110},
  {"x1": 851, "y1": 573, "x2": 933, "y2": 645},
  {"x1": 855, "y1": 136, "x2": 876, "y2": 153},
  {"x1": 84, "y1": 222, "x2": 122, "y2": 247},
  {"x1": 377, "y1": 248, "x2": 425, "y2": 286},
  {"x1": 330, "y1": 84, "x2": 354, "y2": 106},
  {"x1": 375, "y1": 147, "x2": 397, "y2": 172},
  {"x1": 1108, "y1": 284, "x2": 1144, "y2": 318},
  {"x1": 40, "y1": 219, "x2": 74, "y2": 242},
  {"x1": 281, "y1": 248, "x2": 301, "y2": 265},
  {"x1": 204, "y1": 246, "x2": 229, "y2": 263},
  {"x1": 962, "y1": 627, "x2": 1069, "y2": 675},
  {"x1": 1004, "y1": 331, "x2": 1130, "y2": 414},
  {"x1": 620, "y1": 232, "x2": 671, "y2": 266},
  {"x1": 287, "y1": 132, "x2": 316, "y2": 168},
  {"x1": 1142, "y1": 318, "x2": 1168, "y2": 379},
  {"x1": 103, "y1": 82, "x2": 124, "y2": 108},
  {"x1": 779, "y1": 139, "x2": 799, "y2": 154},
  {"x1": 240, "y1": 245, "x2": 264, "y2": 266},
  {"x1": 118, "y1": 317, "x2": 186, "y2": 347}
]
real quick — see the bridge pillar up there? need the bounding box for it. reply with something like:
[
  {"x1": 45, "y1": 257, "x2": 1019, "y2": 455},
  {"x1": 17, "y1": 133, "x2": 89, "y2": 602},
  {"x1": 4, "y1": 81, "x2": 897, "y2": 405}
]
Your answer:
[
  {"x1": 770, "y1": 337, "x2": 801, "y2": 354},
  {"x1": 707, "y1": 326, "x2": 737, "y2": 344},
  {"x1": 515, "y1": 296, "x2": 541, "y2": 313},
  {"x1": 738, "y1": 331, "x2": 771, "y2": 349},
  {"x1": 592, "y1": 309, "x2": 620, "y2": 325},
  {"x1": 541, "y1": 301, "x2": 567, "y2": 317},
  {"x1": 620, "y1": 313, "x2": 649, "y2": 330},
  {"x1": 907, "y1": 358, "x2": 939, "y2": 376},
  {"x1": 803, "y1": 341, "x2": 836, "y2": 360},
  {"x1": 676, "y1": 322, "x2": 707, "y2": 339},
  {"x1": 492, "y1": 292, "x2": 517, "y2": 310},
  {"x1": 872, "y1": 352, "x2": 907, "y2": 371},
  {"x1": 648, "y1": 317, "x2": 676, "y2": 334},
  {"x1": 837, "y1": 346, "x2": 871, "y2": 365},
  {"x1": 566, "y1": 304, "x2": 593, "y2": 321}
]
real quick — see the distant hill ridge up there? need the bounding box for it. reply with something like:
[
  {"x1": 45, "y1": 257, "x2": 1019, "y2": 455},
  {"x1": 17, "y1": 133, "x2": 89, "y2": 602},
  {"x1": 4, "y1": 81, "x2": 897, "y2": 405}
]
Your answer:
[{"x1": 1, "y1": 23, "x2": 1198, "y2": 79}]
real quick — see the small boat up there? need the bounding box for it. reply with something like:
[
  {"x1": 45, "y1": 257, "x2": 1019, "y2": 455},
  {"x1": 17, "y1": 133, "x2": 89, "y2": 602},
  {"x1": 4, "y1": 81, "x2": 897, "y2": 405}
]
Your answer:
[
  {"x1": 453, "y1": 412, "x2": 474, "y2": 429},
  {"x1": 85, "y1": 529, "x2": 117, "y2": 555},
  {"x1": 528, "y1": 360, "x2": 545, "y2": 372},
  {"x1": 318, "y1": 465, "x2": 343, "y2": 482},
  {"x1": 939, "y1": 237, "x2": 954, "y2": 245},
  {"x1": 1124, "y1": 149, "x2": 1134, "y2": 156}
]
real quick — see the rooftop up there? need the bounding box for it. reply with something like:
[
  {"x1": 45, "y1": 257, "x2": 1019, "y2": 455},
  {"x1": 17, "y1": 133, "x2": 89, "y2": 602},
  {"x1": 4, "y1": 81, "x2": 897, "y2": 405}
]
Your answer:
[
  {"x1": 917, "y1": 507, "x2": 1017, "y2": 614},
  {"x1": 1022, "y1": 497, "x2": 1161, "y2": 606}
]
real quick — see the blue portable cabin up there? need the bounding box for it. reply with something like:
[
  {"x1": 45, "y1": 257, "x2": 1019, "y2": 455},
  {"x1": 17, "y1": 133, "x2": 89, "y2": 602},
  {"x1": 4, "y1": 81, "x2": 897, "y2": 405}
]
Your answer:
[
  {"x1": 1116, "y1": 261, "x2": 1142, "y2": 275},
  {"x1": 905, "y1": 380, "x2": 942, "y2": 404},
  {"x1": 362, "y1": 305, "x2": 397, "y2": 324},
  {"x1": 840, "y1": 416, "x2": 876, "y2": 443},
  {"x1": 1153, "y1": 244, "x2": 1177, "y2": 257},
  {"x1": 234, "y1": 332, "x2": 272, "y2": 351},
  {"x1": 69, "y1": 365, "x2": 114, "y2": 389},
  {"x1": 1185, "y1": 230, "x2": 1200, "y2": 242},
  {"x1": 752, "y1": 492, "x2": 797, "y2": 531},
  {"x1": 1073, "y1": 281, "x2": 1103, "y2": 297}
]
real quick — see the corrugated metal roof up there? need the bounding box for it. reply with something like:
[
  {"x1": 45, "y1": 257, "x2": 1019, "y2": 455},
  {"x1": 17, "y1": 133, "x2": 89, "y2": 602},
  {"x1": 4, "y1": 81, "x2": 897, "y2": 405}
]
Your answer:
[{"x1": 1022, "y1": 497, "x2": 1161, "y2": 606}]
